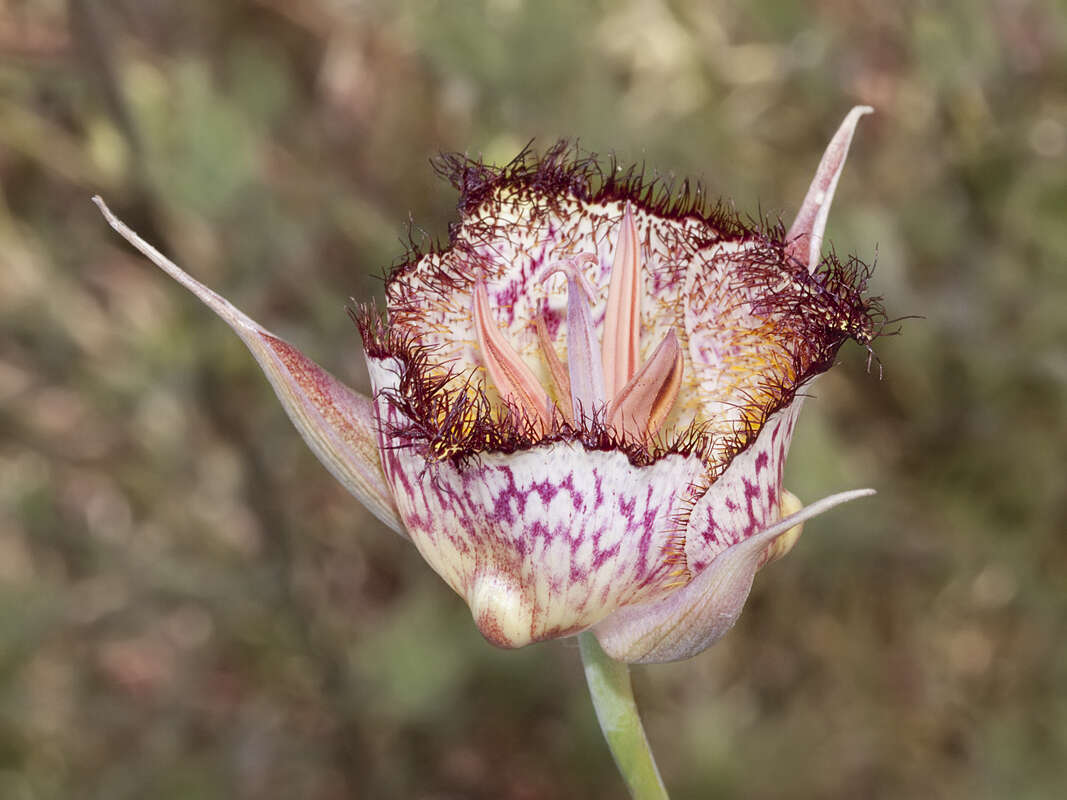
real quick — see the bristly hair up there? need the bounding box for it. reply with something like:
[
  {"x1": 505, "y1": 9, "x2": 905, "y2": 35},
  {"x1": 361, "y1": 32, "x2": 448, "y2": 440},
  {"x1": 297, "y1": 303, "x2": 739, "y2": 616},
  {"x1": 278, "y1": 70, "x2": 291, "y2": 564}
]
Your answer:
[{"x1": 355, "y1": 140, "x2": 887, "y2": 474}]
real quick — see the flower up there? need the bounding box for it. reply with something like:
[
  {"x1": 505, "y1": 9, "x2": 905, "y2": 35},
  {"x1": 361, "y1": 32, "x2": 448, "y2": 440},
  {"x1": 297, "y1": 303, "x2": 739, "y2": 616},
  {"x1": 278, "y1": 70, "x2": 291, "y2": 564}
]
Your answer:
[{"x1": 95, "y1": 106, "x2": 883, "y2": 664}]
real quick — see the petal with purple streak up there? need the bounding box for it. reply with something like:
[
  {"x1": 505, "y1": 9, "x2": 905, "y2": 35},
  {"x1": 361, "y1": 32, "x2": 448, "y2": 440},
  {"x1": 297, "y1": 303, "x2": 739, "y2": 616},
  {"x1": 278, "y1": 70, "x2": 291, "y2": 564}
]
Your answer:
[
  {"x1": 684, "y1": 404, "x2": 801, "y2": 573},
  {"x1": 367, "y1": 355, "x2": 705, "y2": 648}
]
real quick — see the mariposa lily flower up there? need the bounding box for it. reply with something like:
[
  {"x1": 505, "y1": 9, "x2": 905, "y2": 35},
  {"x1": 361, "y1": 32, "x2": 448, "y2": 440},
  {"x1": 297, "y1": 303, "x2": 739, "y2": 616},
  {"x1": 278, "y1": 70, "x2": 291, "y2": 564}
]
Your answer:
[{"x1": 95, "y1": 106, "x2": 882, "y2": 664}]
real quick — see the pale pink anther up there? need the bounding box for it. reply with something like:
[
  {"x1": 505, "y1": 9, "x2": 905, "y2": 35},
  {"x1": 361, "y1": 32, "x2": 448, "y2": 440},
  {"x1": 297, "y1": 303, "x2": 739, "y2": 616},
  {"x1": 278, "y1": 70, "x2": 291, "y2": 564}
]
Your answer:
[
  {"x1": 472, "y1": 281, "x2": 552, "y2": 428},
  {"x1": 602, "y1": 203, "x2": 642, "y2": 397},
  {"x1": 533, "y1": 315, "x2": 574, "y2": 426},
  {"x1": 534, "y1": 231, "x2": 685, "y2": 441}
]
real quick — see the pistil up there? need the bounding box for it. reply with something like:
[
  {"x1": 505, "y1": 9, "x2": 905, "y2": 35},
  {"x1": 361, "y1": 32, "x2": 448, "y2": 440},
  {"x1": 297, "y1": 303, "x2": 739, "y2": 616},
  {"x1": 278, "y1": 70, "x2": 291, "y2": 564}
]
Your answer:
[{"x1": 537, "y1": 255, "x2": 605, "y2": 422}]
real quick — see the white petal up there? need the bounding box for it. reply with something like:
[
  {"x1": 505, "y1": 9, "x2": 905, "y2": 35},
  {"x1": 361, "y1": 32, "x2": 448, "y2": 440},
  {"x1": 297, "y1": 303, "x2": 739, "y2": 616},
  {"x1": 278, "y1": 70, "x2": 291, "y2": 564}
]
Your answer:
[
  {"x1": 681, "y1": 239, "x2": 800, "y2": 439},
  {"x1": 593, "y1": 488, "x2": 875, "y2": 663},
  {"x1": 367, "y1": 356, "x2": 704, "y2": 648},
  {"x1": 93, "y1": 197, "x2": 404, "y2": 536}
]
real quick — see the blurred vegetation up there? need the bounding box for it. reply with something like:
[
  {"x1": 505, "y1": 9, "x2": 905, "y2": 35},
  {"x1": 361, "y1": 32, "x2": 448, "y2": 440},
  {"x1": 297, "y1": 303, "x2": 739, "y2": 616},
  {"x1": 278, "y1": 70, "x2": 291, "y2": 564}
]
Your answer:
[{"x1": 1, "y1": 0, "x2": 1065, "y2": 797}]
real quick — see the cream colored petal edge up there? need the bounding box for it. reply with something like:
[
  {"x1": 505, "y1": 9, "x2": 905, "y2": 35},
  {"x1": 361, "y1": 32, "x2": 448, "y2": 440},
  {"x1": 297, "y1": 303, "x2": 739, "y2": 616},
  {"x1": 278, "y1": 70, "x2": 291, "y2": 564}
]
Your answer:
[
  {"x1": 93, "y1": 197, "x2": 404, "y2": 536},
  {"x1": 592, "y1": 488, "x2": 875, "y2": 664}
]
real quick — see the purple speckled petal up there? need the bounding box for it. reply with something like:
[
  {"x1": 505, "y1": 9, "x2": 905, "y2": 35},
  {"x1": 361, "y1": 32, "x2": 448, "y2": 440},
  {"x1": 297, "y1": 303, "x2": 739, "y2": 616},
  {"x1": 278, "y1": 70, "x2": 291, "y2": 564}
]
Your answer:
[
  {"x1": 367, "y1": 355, "x2": 704, "y2": 648},
  {"x1": 593, "y1": 488, "x2": 875, "y2": 663},
  {"x1": 684, "y1": 403, "x2": 801, "y2": 573},
  {"x1": 93, "y1": 197, "x2": 404, "y2": 536}
]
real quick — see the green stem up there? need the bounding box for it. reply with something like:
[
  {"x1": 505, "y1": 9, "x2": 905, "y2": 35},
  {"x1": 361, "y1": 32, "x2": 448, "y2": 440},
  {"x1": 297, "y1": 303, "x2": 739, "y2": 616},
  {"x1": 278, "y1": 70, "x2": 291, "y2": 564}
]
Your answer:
[{"x1": 578, "y1": 632, "x2": 669, "y2": 799}]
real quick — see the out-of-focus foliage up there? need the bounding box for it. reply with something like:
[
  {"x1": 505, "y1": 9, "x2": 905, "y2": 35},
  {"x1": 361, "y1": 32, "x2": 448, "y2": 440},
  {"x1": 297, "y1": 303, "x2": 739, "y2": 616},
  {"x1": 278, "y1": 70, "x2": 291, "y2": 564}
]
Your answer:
[{"x1": 1, "y1": 0, "x2": 1065, "y2": 797}]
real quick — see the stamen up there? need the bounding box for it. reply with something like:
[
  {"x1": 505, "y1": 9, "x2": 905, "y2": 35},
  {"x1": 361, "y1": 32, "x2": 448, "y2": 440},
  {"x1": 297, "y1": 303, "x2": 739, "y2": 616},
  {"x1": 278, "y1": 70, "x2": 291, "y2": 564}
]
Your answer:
[
  {"x1": 534, "y1": 315, "x2": 574, "y2": 427},
  {"x1": 472, "y1": 281, "x2": 552, "y2": 429},
  {"x1": 786, "y1": 106, "x2": 873, "y2": 272},
  {"x1": 607, "y1": 329, "x2": 684, "y2": 443},
  {"x1": 565, "y1": 270, "x2": 606, "y2": 421},
  {"x1": 602, "y1": 203, "x2": 642, "y2": 398}
]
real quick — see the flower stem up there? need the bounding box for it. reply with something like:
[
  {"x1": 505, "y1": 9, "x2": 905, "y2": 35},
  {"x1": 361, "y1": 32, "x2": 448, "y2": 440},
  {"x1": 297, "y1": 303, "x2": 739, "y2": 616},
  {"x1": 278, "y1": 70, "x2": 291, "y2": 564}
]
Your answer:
[{"x1": 578, "y1": 631, "x2": 669, "y2": 799}]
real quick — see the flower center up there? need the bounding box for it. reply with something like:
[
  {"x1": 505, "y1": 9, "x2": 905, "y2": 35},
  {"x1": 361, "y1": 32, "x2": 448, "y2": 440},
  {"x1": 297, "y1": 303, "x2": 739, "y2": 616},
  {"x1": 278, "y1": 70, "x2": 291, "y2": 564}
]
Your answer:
[{"x1": 472, "y1": 204, "x2": 684, "y2": 446}]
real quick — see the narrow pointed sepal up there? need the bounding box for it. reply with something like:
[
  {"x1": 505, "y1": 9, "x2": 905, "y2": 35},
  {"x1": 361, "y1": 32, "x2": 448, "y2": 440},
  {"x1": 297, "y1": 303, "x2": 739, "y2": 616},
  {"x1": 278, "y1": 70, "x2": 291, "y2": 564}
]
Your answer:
[
  {"x1": 786, "y1": 106, "x2": 873, "y2": 272},
  {"x1": 592, "y1": 488, "x2": 875, "y2": 663},
  {"x1": 93, "y1": 197, "x2": 405, "y2": 536}
]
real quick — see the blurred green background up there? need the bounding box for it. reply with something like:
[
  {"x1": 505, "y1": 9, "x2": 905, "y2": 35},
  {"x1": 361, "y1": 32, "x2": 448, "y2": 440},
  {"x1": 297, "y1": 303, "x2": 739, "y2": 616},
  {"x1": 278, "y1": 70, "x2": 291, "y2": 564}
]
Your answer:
[{"x1": 2, "y1": 0, "x2": 1065, "y2": 797}]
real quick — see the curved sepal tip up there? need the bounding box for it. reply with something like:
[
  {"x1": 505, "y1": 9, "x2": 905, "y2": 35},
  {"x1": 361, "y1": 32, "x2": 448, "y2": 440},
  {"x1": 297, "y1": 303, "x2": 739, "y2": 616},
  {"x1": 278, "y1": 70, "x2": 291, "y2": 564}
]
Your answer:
[{"x1": 93, "y1": 196, "x2": 405, "y2": 536}]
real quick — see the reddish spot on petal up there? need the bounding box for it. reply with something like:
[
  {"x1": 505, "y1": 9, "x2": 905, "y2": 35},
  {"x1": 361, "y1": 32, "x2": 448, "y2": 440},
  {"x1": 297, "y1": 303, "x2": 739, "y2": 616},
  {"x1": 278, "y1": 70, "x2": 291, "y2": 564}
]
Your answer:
[{"x1": 476, "y1": 611, "x2": 512, "y2": 648}]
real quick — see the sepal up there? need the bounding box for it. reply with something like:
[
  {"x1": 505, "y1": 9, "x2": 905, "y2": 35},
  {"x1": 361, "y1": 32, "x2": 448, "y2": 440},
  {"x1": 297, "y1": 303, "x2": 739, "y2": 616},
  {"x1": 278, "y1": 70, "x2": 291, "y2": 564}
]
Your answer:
[
  {"x1": 787, "y1": 106, "x2": 873, "y2": 271},
  {"x1": 93, "y1": 197, "x2": 404, "y2": 535}
]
